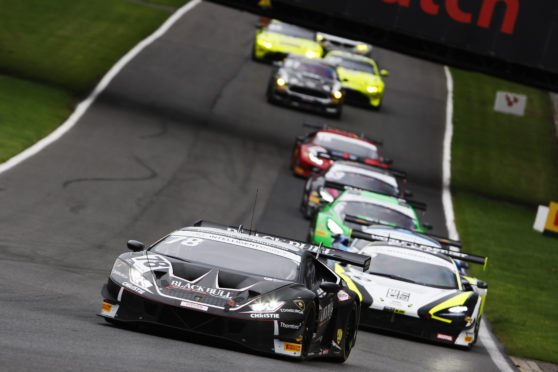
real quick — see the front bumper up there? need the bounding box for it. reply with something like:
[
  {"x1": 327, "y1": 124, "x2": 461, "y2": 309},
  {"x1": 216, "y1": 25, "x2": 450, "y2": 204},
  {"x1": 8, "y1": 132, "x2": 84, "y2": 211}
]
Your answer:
[
  {"x1": 99, "y1": 280, "x2": 306, "y2": 358},
  {"x1": 360, "y1": 308, "x2": 475, "y2": 347},
  {"x1": 270, "y1": 86, "x2": 342, "y2": 115},
  {"x1": 343, "y1": 88, "x2": 382, "y2": 108}
]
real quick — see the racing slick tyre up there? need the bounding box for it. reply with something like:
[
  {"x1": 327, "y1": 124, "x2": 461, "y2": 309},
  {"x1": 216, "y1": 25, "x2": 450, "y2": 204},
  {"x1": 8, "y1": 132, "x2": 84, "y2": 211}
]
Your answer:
[
  {"x1": 300, "y1": 194, "x2": 314, "y2": 219},
  {"x1": 301, "y1": 302, "x2": 317, "y2": 360},
  {"x1": 266, "y1": 84, "x2": 277, "y2": 104},
  {"x1": 328, "y1": 106, "x2": 342, "y2": 119},
  {"x1": 332, "y1": 302, "x2": 358, "y2": 363}
]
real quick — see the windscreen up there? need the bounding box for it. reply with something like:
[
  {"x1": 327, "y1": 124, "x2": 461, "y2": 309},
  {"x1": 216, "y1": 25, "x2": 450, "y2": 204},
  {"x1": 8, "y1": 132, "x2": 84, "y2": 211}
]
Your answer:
[
  {"x1": 267, "y1": 21, "x2": 315, "y2": 40},
  {"x1": 326, "y1": 55, "x2": 376, "y2": 75},
  {"x1": 325, "y1": 167, "x2": 398, "y2": 196},
  {"x1": 334, "y1": 201, "x2": 417, "y2": 230},
  {"x1": 285, "y1": 59, "x2": 336, "y2": 80},
  {"x1": 313, "y1": 132, "x2": 378, "y2": 159},
  {"x1": 151, "y1": 234, "x2": 299, "y2": 281},
  {"x1": 367, "y1": 253, "x2": 458, "y2": 289}
]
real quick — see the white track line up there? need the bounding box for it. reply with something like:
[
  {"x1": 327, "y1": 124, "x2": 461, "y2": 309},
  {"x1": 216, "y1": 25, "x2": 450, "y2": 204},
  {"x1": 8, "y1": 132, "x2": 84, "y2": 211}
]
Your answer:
[
  {"x1": 0, "y1": 0, "x2": 202, "y2": 176},
  {"x1": 442, "y1": 66, "x2": 514, "y2": 372}
]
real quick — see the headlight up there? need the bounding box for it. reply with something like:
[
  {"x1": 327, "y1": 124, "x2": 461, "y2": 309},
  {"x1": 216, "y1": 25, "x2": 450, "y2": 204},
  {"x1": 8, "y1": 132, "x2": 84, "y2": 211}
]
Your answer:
[
  {"x1": 308, "y1": 152, "x2": 323, "y2": 166},
  {"x1": 319, "y1": 188, "x2": 334, "y2": 203},
  {"x1": 305, "y1": 50, "x2": 319, "y2": 58},
  {"x1": 276, "y1": 77, "x2": 286, "y2": 87},
  {"x1": 367, "y1": 86, "x2": 379, "y2": 93},
  {"x1": 355, "y1": 44, "x2": 369, "y2": 52},
  {"x1": 327, "y1": 218, "x2": 344, "y2": 235},
  {"x1": 250, "y1": 299, "x2": 285, "y2": 312},
  {"x1": 448, "y1": 306, "x2": 468, "y2": 313},
  {"x1": 332, "y1": 90, "x2": 343, "y2": 99},
  {"x1": 258, "y1": 40, "x2": 272, "y2": 49},
  {"x1": 110, "y1": 259, "x2": 129, "y2": 281},
  {"x1": 129, "y1": 266, "x2": 153, "y2": 289}
]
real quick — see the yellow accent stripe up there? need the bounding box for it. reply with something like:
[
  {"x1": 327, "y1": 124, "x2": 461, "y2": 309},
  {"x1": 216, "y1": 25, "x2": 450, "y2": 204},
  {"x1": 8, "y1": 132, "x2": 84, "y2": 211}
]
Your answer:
[
  {"x1": 484, "y1": 257, "x2": 488, "y2": 271},
  {"x1": 335, "y1": 264, "x2": 362, "y2": 301},
  {"x1": 478, "y1": 294, "x2": 487, "y2": 321},
  {"x1": 429, "y1": 292, "x2": 472, "y2": 324}
]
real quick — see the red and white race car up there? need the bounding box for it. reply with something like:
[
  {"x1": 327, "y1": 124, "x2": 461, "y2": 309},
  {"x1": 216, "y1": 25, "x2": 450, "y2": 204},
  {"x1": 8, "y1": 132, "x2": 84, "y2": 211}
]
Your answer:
[{"x1": 290, "y1": 123, "x2": 390, "y2": 178}]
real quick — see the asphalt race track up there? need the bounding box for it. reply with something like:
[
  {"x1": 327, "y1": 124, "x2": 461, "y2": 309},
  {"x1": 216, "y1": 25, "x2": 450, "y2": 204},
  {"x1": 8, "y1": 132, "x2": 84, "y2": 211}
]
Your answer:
[{"x1": 0, "y1": 3, "x2": 509, "y2": 371}]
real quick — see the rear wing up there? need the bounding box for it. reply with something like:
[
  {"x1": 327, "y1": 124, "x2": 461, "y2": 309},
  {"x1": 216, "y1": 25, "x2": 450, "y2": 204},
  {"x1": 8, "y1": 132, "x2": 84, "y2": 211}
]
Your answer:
[
  {"x1": 192, "y1": 220, "x2": 370, "y2": 271},
  {"x1": 317, "y1": 152, "x2": 402, "y2": 177},
  {"x1": 317, "y1": 32, "x2": 372, "y2": 50},
  {"x1": 302, "y1": 122, "x2": 383, "y2": 146},
  {"x1": 349, "y1": 229, "x2": 487, "y2": 269}
]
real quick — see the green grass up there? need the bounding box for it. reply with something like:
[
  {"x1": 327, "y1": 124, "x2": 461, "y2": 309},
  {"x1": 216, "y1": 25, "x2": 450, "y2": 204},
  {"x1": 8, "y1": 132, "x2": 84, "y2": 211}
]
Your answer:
[
  {"x1": 454, "y1": 192, "x2": 558, "y2": 363},
  {"x1": 0, "y1": 0, "x2": 179, "y2": 94},
  {"x1": 0, "y1": 0, "x2": 188, "y2": 164},
  {"x1": 0, "y1": 75, "x2": 74, "y2": 163},
  {"x1": 450, "y1": 68, "x2": 558, "y2": 363},
  {"x1": 451, "y1": 68, "x2": 558, "y2": 205}
]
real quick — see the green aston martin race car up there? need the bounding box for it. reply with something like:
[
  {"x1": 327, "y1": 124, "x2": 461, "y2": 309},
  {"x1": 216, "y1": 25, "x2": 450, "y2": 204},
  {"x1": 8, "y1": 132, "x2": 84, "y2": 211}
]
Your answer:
[
  {"x1": 309, "y1": 189, "x2": 426, "y2": 247},
  {"x1": 253, "y1": 19, "x2": 323, "y2": 62},
  {"x1": 324, "y1": 50, "x2": 388, "y2": 109}
]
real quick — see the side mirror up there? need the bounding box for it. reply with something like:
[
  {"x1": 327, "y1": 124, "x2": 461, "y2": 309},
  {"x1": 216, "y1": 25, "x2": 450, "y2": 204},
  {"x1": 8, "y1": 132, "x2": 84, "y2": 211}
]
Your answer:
[
  {"x1": 320, "y1": 282, "x2": 342, "y2": 293},
  {"x1": 127, "y1": 240, "x2": 145, "y2": 252},
  {"x1": 422, "y1": 223, "x2": 433, "y2": 230},
  {"x1": 380, "y1": 69, "x2": 389, "y2": 77},
  {"x1": 404, "y1": 190, "x2": 413, "y2": 198},
  {"x1": 476, "y1": 280, "x2": 488, "y2": 289}
]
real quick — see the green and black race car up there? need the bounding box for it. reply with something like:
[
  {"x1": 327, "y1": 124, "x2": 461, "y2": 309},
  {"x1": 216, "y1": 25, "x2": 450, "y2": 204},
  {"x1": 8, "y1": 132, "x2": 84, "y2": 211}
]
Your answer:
[
  {"x1": 253, "y1": 19, "x2": 323, "y2": 62},
  {"x1": 324, "y1": 50, "x2": 388, "y2": 109},
  {"x1": 309, "y1": 189, "x2": 426, "y2": 247}
]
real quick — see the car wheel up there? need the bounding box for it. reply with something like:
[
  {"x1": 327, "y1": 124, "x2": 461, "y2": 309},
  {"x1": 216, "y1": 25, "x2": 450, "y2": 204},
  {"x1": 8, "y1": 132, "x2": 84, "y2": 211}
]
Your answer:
[
  {"x1": 301, "y1": 302, "x2": 317, "y2": 360},
  {"x1": 266, "y1": 83, "x2": 276, "y2": 104},
  {"x1": 332, "y1": 302, "x2": 358, "y2": 363},
  {"x1": 330, "y1": 106, "x2": 342, "y2": 118}
]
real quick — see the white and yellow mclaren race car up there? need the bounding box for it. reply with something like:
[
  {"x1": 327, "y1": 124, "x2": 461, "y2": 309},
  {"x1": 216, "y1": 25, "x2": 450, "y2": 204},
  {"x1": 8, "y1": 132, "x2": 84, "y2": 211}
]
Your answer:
[{"x1": 333, "y1": 226, "x2": 488, "y2": 349}]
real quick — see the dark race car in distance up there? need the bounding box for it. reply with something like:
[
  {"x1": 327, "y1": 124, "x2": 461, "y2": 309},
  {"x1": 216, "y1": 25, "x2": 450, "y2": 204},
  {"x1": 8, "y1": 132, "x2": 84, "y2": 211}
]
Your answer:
[
  {"x1": 267, "y1": 55, "x2": 344, "y2": 117},
  {"x1": 300, "y1": 160, "x2": 410, "y2": 219},
  {"x1": 99, "y1": 221, "x2": 370, "y2": 362},
  {"x1": 291, "y1": 123, "x2": 390, "y2": 178}
]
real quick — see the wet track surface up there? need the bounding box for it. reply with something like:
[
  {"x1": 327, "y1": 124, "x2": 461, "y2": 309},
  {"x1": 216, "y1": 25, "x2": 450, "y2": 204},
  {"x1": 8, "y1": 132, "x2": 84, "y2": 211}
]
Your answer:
[{"x1": 0, "y1": 3, "x2": 506, "y2": 371}]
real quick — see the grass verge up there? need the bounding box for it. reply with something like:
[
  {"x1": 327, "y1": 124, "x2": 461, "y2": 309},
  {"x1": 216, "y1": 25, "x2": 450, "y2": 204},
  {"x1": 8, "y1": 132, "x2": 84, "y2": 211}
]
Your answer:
[
  {"x1": 0, "y1": 75, "x2": 74, "y2": 164},
  {"x1": 451, "y1": 68, "x2": 558, "y2": 363},
  {"x1": 0, "y1": 0, "x2": 187, "y2": 165}
]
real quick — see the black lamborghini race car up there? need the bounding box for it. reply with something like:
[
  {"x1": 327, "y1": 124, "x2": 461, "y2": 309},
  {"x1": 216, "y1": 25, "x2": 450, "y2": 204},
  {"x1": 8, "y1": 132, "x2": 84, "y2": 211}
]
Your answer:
[
  {"x1": 267, "y1": 54, "x2": 344, "y2": 117},
  {"x1": 99, "y1": 221, "x2": 370, "y2": 362}
]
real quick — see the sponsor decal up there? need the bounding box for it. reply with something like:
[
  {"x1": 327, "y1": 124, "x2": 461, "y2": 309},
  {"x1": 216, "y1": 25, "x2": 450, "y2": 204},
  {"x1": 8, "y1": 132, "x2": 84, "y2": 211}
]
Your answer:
[
  {"x1": 293, "y1": 300, "x2": 305, "y2": 311},
  {"x1": 319, "y1": 303, "x2": 334, "y2": 323},
  {"x1": 436, "y1": 333, "x2": 454, "y2": 342},
  {"x1": 465, "y1": 336, "x2": 473, "y2": 343},
  {"x1": 284, "y1": 343, "x2": 302, "y2": 353},
  {"x1": 337, "y1": 329, "x2": 343, "y2": 344},
  {"x1": 122, "y1": 282, "x2": 146, "y2": 295},
  {"x1": 394, "y1": 309, "x2": 406, "y2": 315},
  {"x1": 322, "y1": 348, "x2": 329, "y2": 356},
  {"x1": 280, "y1": 322, "x2": 302, "y2": 330},
  {"x1": 102, "y1": 302, "x2": 112, "y2": 313},
  {"x1": 180, "y1": 301, "x2": 208, "y2": 311},
  {"x1": 386, "y1": 288, "x2": 410, "y2": 302},
  {"x1": 295, "y1": 334, "x2": 303, "y2": 342},
  {"x1": 280, "y1": 308, "x2": 304, "y2": 314},
  {"x1": 167, "y1": 280, "x2": 232, "y2": 299},
  {"x1": 250, "y1": 313, "x2": 279, "y2": 319}
]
